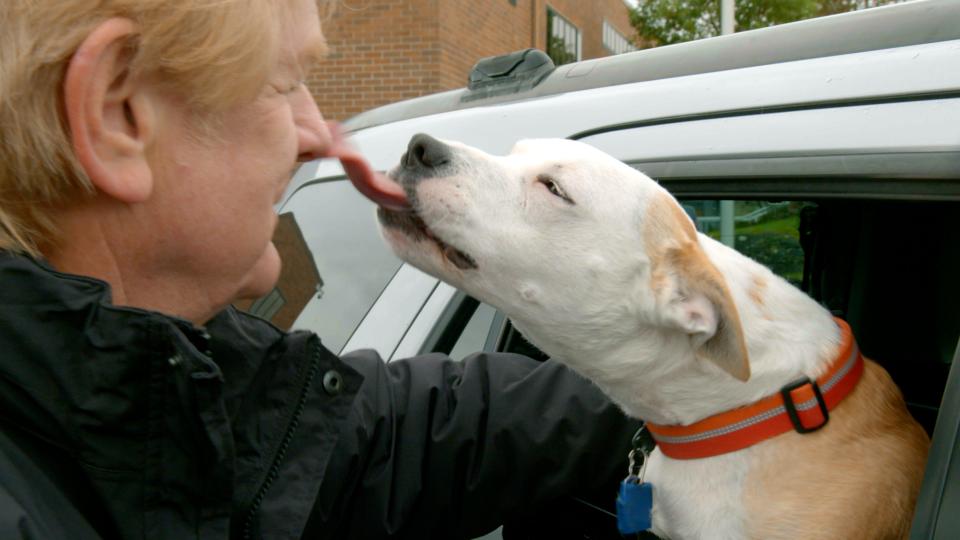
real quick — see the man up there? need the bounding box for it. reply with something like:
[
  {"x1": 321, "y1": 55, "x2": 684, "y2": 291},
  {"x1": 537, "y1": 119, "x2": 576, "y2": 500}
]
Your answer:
[{"x1": 0, "y1": 1, "x2": 636, "y2": 538}]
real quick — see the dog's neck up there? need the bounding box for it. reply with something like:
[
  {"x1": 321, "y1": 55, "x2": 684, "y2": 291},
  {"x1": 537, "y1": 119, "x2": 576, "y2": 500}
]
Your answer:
[{"x1": 561, "y1": 234, "x2": 842, "y2": 426}]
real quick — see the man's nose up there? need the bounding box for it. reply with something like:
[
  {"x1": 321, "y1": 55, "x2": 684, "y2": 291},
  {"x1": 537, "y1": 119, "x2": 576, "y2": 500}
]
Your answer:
[
  {"x1": 294, "y1": 88, "x2": 330, "y2": 162},
  {"x1": 402, "y1": 133, "x2": 452, "y2": 171}
]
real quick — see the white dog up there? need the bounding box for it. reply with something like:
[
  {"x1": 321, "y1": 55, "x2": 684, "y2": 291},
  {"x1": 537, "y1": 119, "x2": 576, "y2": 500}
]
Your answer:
[{"x1": 364, "y1": 134, "x2": 929, "y2": 539}]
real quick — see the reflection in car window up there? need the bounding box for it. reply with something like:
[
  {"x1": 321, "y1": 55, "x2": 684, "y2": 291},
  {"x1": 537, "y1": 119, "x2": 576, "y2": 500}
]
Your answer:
[
  {"x1": 682, "y1": 200, "x2": 812, "y2": 286},
  {"x1": 243, "y1": 179, "x2": 402, "y2": 353},
  {"x1": 448, "y1": 302, "x2": 497, "y2": 361}
]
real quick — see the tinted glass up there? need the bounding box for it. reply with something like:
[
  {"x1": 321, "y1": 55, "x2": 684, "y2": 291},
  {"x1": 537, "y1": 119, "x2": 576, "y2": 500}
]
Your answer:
[
  {"x1": 449, "y1": 302, "x2": 498, "y2": 360},
  {"x1": 681, "y1": 200, "x2": 811, "y2": 287},
  {"x1": 269, "y1": 179, "x2": 402, "y2": 352}
]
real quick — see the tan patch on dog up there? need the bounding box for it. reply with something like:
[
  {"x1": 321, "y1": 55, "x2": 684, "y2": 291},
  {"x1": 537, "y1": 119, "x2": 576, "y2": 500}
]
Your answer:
[
  {"x1": 748, "y1": 274, "x2": 775, "y2": 320},
  {"x1": 749, "y1": 274, "x2": 767, "y2": 307},
  {"x1": 742, "y1": 359, "x2": 930, "y2": 539},
  {"x1": 643, "y1": 191, "x2": 750, "y2": 380},
  {"x1": 643, "y1": 191, "x2": 699, "y2": 245}
]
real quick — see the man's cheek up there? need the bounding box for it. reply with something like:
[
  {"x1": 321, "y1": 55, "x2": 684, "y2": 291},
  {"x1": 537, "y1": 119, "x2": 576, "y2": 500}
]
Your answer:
[{"x1": 234, "y1": 241, "x2": 283, "y2": 301}]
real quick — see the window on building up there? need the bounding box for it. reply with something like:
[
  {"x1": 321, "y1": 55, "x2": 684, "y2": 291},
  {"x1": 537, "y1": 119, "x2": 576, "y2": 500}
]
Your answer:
[
  {"x1": 546, "y1": 8, "x2": 580, "y2": 66},
  {"x1": 602, "y1": 20, "x2": 637, "y2": 55},
  {"x1": 249, "y1": 287, "x2": 286, "y2": 321}
]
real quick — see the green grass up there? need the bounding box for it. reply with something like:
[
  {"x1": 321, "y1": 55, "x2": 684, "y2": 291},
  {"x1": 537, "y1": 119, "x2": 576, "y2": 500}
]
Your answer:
[
  {"x1": 735, "y1": 215, "x2": 800, "y2": 237},
  {"x1": 704, "y1": 213, "x2": 804, "y2": 284},
  {"x1": 707, "y1": 215, "x2": 800, "y2": 239}
]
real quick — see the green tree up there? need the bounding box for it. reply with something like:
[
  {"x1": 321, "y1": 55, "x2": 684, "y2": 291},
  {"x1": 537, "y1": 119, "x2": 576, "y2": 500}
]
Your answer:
[{"x1": 630, "y1": 0, "x2": 901, "y2": 47}]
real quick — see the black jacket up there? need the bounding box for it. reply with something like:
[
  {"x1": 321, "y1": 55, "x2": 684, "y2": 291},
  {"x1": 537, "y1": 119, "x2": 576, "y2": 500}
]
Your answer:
[{"x1": 0, "y1": 252, "x2": 636, "y2": 539}]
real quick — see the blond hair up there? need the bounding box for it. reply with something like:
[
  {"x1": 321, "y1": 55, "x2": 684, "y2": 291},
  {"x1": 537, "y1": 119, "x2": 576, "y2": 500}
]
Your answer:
[{"x1": 0, "y1": 1, "x2": 298, "y2": 256}]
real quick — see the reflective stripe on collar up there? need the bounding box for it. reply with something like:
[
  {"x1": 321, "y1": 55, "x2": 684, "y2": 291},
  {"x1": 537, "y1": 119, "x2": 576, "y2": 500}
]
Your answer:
[{"x1": 646, "y1": 318, "x2": 864, "y2": 459}]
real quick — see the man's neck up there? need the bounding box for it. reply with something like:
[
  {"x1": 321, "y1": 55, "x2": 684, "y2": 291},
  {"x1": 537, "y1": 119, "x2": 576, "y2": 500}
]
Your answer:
[{"x1": 45, "y1": 201, "x2": 221, "y2": 325}]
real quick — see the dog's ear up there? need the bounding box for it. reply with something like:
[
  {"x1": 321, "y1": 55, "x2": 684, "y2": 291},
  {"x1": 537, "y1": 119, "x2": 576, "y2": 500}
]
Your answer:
[
  {"x1": 659, "y1": 245, "x2": 751, "y2": 381},
  {"x1": 644, "y1": 193, "x2": 750, "y2": 381}
]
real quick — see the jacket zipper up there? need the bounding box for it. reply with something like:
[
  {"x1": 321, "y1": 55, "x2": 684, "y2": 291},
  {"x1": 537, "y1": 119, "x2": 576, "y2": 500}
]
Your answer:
[{"x1": 241, "y1": 342, "x2": 322, "y2": 539}]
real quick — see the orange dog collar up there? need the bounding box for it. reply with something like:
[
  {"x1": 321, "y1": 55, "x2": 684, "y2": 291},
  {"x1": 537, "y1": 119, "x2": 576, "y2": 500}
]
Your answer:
[{"x1": 647, "y1": 318, "x2": 864, "y2": 459}]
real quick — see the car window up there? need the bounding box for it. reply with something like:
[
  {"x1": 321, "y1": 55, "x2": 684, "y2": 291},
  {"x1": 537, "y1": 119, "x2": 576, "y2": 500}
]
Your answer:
[
  {"x1": 681, "y1": 200, "x2": 812, "y2": 288},
  {"x1": 448, "y1": 302, "x2": 498, "y2": 360},
  {"x1": 239, "y1": 179, "x2": 403, "y2": 353}
]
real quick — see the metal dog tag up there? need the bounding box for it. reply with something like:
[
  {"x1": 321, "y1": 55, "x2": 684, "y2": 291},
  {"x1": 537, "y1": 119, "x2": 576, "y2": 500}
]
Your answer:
[{"x1": 616, "y1": 476, "x2": 653, "y2": 534}]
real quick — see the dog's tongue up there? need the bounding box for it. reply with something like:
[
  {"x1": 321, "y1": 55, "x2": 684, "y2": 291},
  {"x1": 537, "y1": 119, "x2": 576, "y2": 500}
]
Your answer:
[{"x1": 326, "y1": 122, "x2": 410, "y2": 211}]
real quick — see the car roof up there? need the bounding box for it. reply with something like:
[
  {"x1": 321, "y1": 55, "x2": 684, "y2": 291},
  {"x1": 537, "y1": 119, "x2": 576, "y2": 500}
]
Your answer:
[{"x1": 344, "y1": 0, "x2": 960, "y2": 133}]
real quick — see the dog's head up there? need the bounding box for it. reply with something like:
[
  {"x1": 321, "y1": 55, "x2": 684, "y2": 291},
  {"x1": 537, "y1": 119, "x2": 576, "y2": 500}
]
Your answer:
[{"x1": 374, "y1": 134, "x2": 749, "y2": 381}]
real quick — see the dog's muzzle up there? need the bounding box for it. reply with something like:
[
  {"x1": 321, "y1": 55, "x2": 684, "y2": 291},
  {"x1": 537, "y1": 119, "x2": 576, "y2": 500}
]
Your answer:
[
  {"x1": 398, "y1": 133, "x2": 452, "y2": 182},
  {"x1": 379, "y1": 133, "x2": 477, "y2": 270}
]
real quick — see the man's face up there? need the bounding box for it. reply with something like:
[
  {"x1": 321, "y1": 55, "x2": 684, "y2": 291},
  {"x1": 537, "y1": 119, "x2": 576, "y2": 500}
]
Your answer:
[{"x1": 146, "y1": 0, "x2": 328, "y2": 303}]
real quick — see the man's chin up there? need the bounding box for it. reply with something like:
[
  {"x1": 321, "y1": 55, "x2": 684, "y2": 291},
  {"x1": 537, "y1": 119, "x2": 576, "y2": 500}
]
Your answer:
[{"x1": 235, "y1": 242, "x2": 283, "y2": 301}]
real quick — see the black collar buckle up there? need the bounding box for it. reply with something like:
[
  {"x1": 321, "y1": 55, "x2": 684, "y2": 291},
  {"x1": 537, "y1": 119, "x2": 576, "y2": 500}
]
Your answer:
[{"x1": 780, "y1": 377, "x2": 830, "y2": 434}]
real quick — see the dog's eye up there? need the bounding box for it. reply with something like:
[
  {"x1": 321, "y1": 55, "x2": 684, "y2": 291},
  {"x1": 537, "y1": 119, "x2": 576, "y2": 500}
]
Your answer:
[{"x1": 537, "y1": 175, "x2": 574, "y2": 204}]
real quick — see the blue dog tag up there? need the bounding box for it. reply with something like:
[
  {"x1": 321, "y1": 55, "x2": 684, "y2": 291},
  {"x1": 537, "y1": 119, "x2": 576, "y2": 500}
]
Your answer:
[{"x1": 616, "y1": 476, "x2": 653, "y2": 535}]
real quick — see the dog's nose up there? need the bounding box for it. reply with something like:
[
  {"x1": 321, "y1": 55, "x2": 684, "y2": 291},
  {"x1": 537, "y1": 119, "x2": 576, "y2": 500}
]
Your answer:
[{"x1": 402, "y1": 133, "x2": 451, "y2": 171}]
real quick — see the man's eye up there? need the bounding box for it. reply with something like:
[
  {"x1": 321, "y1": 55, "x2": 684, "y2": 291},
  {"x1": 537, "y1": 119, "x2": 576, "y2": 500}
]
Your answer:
[{"x1": 537, "y1": 175, "x2": 574, "y2": 204}]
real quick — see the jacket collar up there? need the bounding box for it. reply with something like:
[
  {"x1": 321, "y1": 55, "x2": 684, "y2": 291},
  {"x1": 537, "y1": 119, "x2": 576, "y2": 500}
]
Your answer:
[
  {"x1": 0, "y1": 251, "x2": 362, "y2": 538},
  {"x1": 0, "y1": 251, "x2": 220, "y2": 465},
  {"x1": 646, "y1": 318, "x2": 865, "y2": 459}
]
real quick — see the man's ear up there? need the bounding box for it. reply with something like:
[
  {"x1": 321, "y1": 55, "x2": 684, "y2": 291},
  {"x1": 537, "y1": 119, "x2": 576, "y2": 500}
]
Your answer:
[
  {"x1": 658, "y1": 244, "x2": 751, "y2": 381},
  {"x1": 64, "y1": 18, "x2": 153, "y2": 203}
]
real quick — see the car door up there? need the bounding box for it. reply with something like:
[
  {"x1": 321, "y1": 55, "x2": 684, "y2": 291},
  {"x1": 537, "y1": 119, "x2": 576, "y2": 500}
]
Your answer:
[{"x1": 460, "y1": 92, "x2": 960, "y2": 538}]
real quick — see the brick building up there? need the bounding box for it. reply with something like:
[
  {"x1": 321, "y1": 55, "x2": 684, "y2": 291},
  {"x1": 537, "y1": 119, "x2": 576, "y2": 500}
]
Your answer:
[{"x1": 309, "y1": 0, "x2": 638, "y2": 121}]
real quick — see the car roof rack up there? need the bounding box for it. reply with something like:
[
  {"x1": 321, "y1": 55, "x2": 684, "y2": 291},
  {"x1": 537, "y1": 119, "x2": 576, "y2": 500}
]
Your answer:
[
  {"x1": 344, "y1": 0, "x2": 960, "y2": 132},
  {"x1": 463, "y1": 48, "x2": 555, "y2": 102}
]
